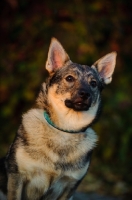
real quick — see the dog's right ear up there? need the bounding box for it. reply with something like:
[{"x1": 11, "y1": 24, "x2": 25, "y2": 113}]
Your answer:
[{"x1": 46, "y1": 38, "x2": 70, "y2": 73}]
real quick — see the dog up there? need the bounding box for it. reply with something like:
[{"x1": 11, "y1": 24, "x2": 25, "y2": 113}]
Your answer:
[{"x1": 0, "y1": 38, "x2": 117, "y2": 200}]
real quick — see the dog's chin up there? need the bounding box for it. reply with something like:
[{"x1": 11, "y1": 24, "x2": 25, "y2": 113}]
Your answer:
[{"x1": 65, "y1": 99, "x2": 91, "y2": 111}]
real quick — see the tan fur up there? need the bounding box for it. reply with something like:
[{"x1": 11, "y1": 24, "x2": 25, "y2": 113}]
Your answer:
[{"x1": 7, "y1": 174, "x2": 23, "y2": 200}]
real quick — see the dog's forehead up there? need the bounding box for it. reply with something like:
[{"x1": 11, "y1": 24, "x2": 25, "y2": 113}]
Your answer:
[
  {"x1": 49, "y1": 63, "x2": 100, "y2": 86},
  {"x1": 64, "y1": 63, "x2": 97, "y2": 77}
]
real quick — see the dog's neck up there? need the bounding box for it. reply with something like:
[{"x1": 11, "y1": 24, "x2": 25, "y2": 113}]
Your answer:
[
  {"x1": 44, "y1": 111, "x2": 86, "y2": 133},
  {"x1": 46, "y1": 102, "x2": 100, "y2": 133}
]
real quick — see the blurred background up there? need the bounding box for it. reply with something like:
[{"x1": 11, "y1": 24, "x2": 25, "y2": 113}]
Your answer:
[{"x1": 0, "y1": 0, "x2": 132, "y2": 199}]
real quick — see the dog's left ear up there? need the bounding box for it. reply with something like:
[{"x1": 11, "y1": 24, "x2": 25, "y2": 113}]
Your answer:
[
  {"x1": 91, "y1": 52, "x2": 117, "y2": 84},
  {"x1": 46, "y1": 38, "x2": 70, "y2": 73}
]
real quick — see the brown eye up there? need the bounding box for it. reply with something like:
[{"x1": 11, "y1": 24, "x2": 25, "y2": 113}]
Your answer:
[
  {"x1": 65, "y1": 75, "x2": 75, "y2": 82},
  {"x1": 90, "y1": 80, "x2": 97, "y2": 88}
]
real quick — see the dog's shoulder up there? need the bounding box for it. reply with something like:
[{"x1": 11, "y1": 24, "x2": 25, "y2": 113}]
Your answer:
[{"x1": 22, "y1": 108, "x2": 46, "y2": 136}]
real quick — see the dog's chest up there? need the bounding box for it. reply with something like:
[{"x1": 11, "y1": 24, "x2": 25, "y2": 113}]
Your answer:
[
  {"x1": 19, "y1": 109, "x2": 97, "y2": 198},
  {"x1": 25, "y1": 162, "x2": 89, "y2": 200},
  {"x1": 16, "y1": 143, "x2": 90, "y2": 199}
]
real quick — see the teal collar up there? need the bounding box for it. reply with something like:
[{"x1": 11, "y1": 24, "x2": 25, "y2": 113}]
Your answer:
[{"x1": 44, "y1": 111, "x2": 83, "y2": 133}]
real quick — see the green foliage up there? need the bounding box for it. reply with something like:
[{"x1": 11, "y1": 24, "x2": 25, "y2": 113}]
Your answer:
[{"x1": 0, "y1": 0, "x2": 132, "y2": 198}]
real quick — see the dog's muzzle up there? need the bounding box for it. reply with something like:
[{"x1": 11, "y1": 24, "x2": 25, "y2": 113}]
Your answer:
[{"x1": 65, "y1": 89, "x2": 92, "y2": 111}]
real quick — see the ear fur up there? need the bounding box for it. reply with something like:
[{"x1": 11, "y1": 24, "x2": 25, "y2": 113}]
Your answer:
[
  {"x1": 92, "y1": 52, "x2": 117, "y2": 84},
  {"x1": 46, "y1": 38, "x2": 70, "y2": 73}
]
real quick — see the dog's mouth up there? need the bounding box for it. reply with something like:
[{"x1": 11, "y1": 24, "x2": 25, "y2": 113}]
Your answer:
[{"x1": 65, "y1": 97, "x2": 92, "y2": 111}]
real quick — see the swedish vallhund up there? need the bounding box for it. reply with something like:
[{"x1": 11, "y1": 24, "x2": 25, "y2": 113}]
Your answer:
[{"x1": 0, "y1": 38, "x2": 117, "y2": 200}]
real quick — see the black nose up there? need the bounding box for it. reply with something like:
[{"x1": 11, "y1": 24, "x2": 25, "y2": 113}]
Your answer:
[{"x1": 79, "y1": 89, "x2": 91, "y2": 100}]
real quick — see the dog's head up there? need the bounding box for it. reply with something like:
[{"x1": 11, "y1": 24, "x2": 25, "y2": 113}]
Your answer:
[{"x1": 40, "y1": 38, "x2": 116, "y2": 132}]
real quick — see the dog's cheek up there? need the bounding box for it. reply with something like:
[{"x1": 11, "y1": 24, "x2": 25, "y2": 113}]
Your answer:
[{"x1": 48, "y1": 85, "x2": 71, "y2": 107}]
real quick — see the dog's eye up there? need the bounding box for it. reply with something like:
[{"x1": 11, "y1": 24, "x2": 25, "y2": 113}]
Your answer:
[
  {"x1": 65, "y1": 75, "x2": 75, "y2": 82},
  {"x1": 90, "y1": 80, "x2": 97, "y2": 88}
]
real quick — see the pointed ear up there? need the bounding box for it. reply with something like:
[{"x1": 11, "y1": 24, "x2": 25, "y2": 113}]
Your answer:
[
  {"x1": 91, "y1": 52, "x2": 117, "y2": 84},
  {"x1": 46, "y1": 38, "x2": 70, "y2": 73}
]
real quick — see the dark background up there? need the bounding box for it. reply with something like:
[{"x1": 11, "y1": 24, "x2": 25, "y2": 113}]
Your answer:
[{"x1": 0, "y1": 0, "x2": 132, "y2": 199}]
